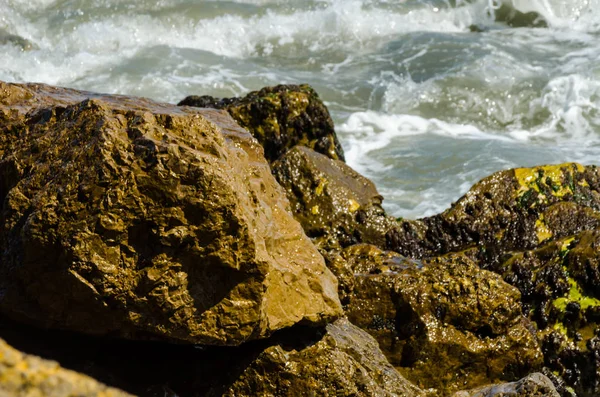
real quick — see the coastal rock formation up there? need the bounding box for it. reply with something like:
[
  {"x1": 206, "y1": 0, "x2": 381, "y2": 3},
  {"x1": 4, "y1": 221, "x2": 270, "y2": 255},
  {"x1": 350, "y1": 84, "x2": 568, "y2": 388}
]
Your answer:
[
  {"x1": 218, "y1": 318, "x2": 424, "y2": 397},
  {"x1": 0, "y1": 337, "x2": 132, "y2": 397},
  {"x1": 0, "y1": 314, "x2": 424, "y2": 397},
  {"x1": 341, "y1": 245, "x2": 542, "y2": 395},
  {"x1": 389, "y1": 163, "x2": 600, "y2": 265},
  {"x1": 0, "y1": 81, "x2": 342, "y2": 345},
  {"x1": 272, "y1": 146, "x2": 396, "y2": 251},
  {"x1": 178, "y1": 84, "x2": 345, "y2": 163},
  {"x1": 498, "y1": 230, "x2": 600, "y2": 397},
  {"x1": 453, "y1": 373, "x2": 560, "y2": 397}
]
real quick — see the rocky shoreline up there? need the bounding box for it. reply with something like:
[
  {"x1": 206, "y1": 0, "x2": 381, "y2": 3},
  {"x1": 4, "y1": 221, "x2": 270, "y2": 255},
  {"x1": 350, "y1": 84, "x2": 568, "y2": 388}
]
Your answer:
[{"x1": 0, "y1": 81, "x2": 598, "y2": 396}]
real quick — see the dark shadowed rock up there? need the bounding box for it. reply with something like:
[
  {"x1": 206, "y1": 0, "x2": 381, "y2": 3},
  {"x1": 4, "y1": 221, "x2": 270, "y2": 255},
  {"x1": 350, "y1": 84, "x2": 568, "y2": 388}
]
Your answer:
[
  {"x1": 178, "y1": 84, "x2": 345, "y2": 163},
  {"x1": 0, "y1": 336, "x2": 132, "y2": 397},
  {"x1": 453, "y1": 373, "x2": 560, "y2": 397},
  {"x1": 272, "y1": 146, "x2": 398, "y2": 251},
  {"x1": 0, "y1": 81, "x2": 342, "y2": 345},
  {"x1": 341, "y1": 245, "x2": 542, "y2": 396},
  {"x1": 216, "y1": 318, "x2": 424, "y2": 397},
  {"x1": 0, "y1": 315, "x2": 423, "y2": 397}
]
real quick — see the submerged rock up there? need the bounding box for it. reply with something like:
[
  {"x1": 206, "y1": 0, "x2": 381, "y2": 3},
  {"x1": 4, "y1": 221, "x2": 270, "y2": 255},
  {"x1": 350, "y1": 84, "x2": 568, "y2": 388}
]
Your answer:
[
  {"x1": 453, "y1": 373, "x2": 559, "y2": 397},
  {"x1": 341, "y1": 245, "x2": 542, "y2": 395},
  {"x1": 0, "y1": 336, "x2": 132, "y2": 397},
  {"x1": 272, "y1": 146, "x2": 397, "y2": 251},
  {"x1": 0, "y1": 81, "x2": 342, "y2": 345},
  {"x1": 178, "y1": 84, "x2": 345, "y2": 163}
]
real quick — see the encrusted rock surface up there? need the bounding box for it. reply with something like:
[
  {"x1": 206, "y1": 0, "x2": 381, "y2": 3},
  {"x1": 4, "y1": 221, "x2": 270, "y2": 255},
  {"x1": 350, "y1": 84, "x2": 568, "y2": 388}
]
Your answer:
[
  {"x1": 388, "y1": 163, "x2": 600, "y2": 264},
  {"x1": 272, "y1": 146, "x2": 397, "y2": 251},
  {"x1": 0, "y1": 81, "x2": 342, "y2": 345},
  {"x1": 453, "y1": 373, "x2": 559, "y2": 397},
  {"x1": 0, "y1": 336, "x2": 132, "y2": 397},
  {"x1": 178, "y1": 84, "x2": 345, "y2": 163},
  {"x1": 341, "y1": 245, "x2": 543, "y2": 395}
]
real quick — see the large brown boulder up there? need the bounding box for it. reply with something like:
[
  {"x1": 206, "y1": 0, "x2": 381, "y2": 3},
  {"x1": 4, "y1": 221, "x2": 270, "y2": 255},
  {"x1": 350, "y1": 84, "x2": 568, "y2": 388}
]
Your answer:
[
  {"x1": 0, "y1": 337, "x2": 132, "y2": 397},
  {"x1": 272, "y1": 146, "x2": 397, "y2": 251},
  {"x1": 341, "y1": 245, "x2": 542, "y2": 395},
  {"x1": 178, "y1": 84, "x2": 345, "y2": 163},
  {"x1": 0, "y1": 81, "x2": 342, "y2": 345}
]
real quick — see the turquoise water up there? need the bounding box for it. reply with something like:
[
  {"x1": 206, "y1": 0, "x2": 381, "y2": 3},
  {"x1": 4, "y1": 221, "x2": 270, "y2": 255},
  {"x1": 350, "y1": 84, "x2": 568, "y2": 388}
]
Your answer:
[{"x1": 2, "y1": 0, "x2": 599, "y2": 218}]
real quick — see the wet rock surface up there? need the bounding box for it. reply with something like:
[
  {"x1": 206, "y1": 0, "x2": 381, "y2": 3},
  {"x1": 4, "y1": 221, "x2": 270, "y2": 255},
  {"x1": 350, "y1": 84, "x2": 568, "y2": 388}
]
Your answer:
[
  {"x1": 272, "y1": 146, "x2": 397, "y2": 251},
  {"x1": 340, "y1": 245, "x2": 542, "y2": 395},
  {"x1": 0, "y1": 81, "x2": 341, "y2": 345},
  {"x1": 453, "y1": 373, "x2": 560, "y2": 397},
  {"x1": 178, "y1": 84, "x2": 345, "y2": 163}
]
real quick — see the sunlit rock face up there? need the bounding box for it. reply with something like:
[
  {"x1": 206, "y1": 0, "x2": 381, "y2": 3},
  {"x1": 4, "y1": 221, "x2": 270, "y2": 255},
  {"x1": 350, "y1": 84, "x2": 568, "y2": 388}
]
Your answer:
[{"x1": 0, "y1": 81, "x2": 342, "y2": 346}]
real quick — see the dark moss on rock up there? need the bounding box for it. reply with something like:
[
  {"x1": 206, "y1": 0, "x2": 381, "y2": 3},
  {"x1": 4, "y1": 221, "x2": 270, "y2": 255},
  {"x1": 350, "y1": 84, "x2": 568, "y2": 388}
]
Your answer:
[
  {"x1": 499, "y1": 230, "x2": 600, "y2": 397},
  {"x1": 178, "y1": 84, "x2": 345, "y2": 163},
  {"x1": 341, "y1": 245, "x2": 542, "y2": 396}
]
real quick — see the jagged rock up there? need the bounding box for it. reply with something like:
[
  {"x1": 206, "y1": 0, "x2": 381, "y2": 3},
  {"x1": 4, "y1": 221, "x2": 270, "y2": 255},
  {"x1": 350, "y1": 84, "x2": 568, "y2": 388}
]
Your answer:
[
  {"x1": 499, "y1": 230, "x2": 600, "y2": 397},
  {"x1": 0, "y1": 315, "x2": 423, "y2": 397},
  {"x1": 178, "y1": 84, "x2": 345, "y2": 163},
  {"x1": 388, "y1": 163, "x2": 600, "y2": 266},
  {"x1": 0, "y1": 81, "x2": 342, "y2": 345},
  {"x1": 0, "y1": 336, "x2": 132, "y2": 397},
  {"x1": 272, "y1": 146, "x2": 397, "y2": 251},
  {"x1": 453, "y1": 373, "x2": 560, "y2": 397},
  {"x1": 216, "y1": 318, "x2": 424, "y2": 397},
  {"x1": 341, "y1": 245, "x2": 542, "y2": 395}
]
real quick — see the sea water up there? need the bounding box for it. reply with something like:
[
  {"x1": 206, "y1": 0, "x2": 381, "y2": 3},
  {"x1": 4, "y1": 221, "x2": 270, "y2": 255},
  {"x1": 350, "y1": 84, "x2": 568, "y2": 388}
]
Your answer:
[{"x1": 1, "y1": 0, "x2": 599, "y2": 219}]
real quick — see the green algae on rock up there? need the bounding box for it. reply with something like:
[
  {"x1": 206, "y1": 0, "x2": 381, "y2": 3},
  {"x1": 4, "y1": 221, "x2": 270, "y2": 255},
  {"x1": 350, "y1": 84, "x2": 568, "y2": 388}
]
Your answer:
[
  {"x1": 389, "y1": 163, "x2": 600, "y2": 264},
  {"x1": 341, "y1": 245, "x2": 542, "y2": 396},
  {"x1": 0, "y1": 337, "x2": 133, "y2": 397},
  {"x1": 452, "y1": 373, "x2": 559, "y2": 397},
  {"x1": 0, "y1": 81, "x2": 342, "y2": 345},
  {"x1": 272, "y1": 145, "x2": 398, "y2": 251},
  {"x1": 178, "y1": 84, "x2": 345, "y2": 163},
  {"x1": 498, "y1": 230, "x2": 600, "y2": 397}
]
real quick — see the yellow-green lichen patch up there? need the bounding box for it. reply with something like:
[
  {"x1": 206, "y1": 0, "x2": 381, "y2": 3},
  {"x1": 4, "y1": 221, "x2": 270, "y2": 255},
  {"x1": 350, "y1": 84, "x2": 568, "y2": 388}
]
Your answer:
[
  {"x1": 311, "y1": 205, "x2": 320, "y2": 215},
  {"x1": 315, "y1": 178, "x2": 327, "y2": 196},
  {"x1": 514, "y1": 163, "x2": 584, "y2": 204},
  {"x1": 285, "y1": 91, "x2": 310, "y2": 119},
  {"x1": 552, "y1": 277, "x2": 600, "y2": 311},
  {"x1": 348, "y1": 199, "x2": 361, "y2": 213},
  {"x1": 535, "y1": 215, "x2": 553, "y2": 243}
]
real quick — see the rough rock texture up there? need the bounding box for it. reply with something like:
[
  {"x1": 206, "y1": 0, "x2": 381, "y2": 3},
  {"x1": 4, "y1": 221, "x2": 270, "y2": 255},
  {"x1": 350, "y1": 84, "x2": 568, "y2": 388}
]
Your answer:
[
  {"x1": 216, "y1": 318, "x2": 424, "y2": 397},
  {"x1": 498, "y1": 231, "x2": 600, "y2": 397},
  {"x1": 388, "y1": 163, "x2": 600, "y2": 265},
  {"x1": 453, "y1": 373, "x2": 560, "y2": 397},
  {"x1": 178, "y1": 84, "x2": 345, "y2": 163},
  {"x1": 0, "y1": 315, "x2": 424, "y2": 397},
  {"x1": 341, "y1": 245, "x2": 542, "y2": 396},
  {"x1": 0, "y1": 337, "x2": 132, "y2": 397},
  {"x1": 272, "y1": 146, "x2": 397, "y2": 251},
  {"x1": 0, "y1": 81, "x2": 342, "y2": 345}
]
